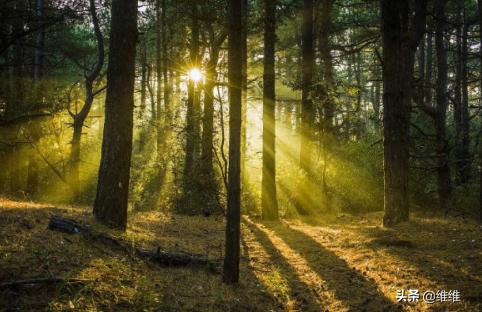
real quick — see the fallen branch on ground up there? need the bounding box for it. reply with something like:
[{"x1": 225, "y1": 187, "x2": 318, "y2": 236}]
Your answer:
[
  {"x1": 48, "y1": 216, "x2": 221, "y2": 272},
  {"x1": 0, "y1": 277, "x2": 90, "y2": 289}
]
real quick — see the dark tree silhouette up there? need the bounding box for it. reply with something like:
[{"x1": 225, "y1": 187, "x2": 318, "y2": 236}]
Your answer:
[
  {"x1": 262, "y1": 0, "x2": 278, "y2": 220},
  {"x1": 299, "y1": 0, "x2": 314, "y2": 173},
  {"x1": 223, "y1": 0, "x2": 243, "y2": 285},
  {"x1": 381, "y1": 0, "x2": 426, "y2": 227},
  {"x1": 93, "y1": 0, "x2": 138, "y2": 230}
]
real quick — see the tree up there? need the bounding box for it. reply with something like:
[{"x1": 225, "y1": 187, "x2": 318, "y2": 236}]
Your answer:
[
  {"x1": 299, "y1": 0, "x2": 314, "y2": 174},
  {"x1": 381, "y1": 0, "x2": 426, "y2": 227},
  {"x1": 262, "y1": 0, "x2": 278, "y2": 220},
  {"x1": 478, "y1": 0, "x2": 482, "y2": 224},
  {"x1": 200, "y1": 23, "x2": 226, "y2": 214},
  {"x1": 223, "y1": 0, "x2": 243, "y2": 285},
  {"x1": 433, "y1": 0, "x2": 451, "y2": 210},
  {"x1": 67, "y1": 0, "x2": 105, "y2": 200},
  {"x1": 155, "y1": 0, "x2": 162, "y2": 125},
  {"x1": 162, "y1": 0, "x2": 170, "y2": 121},
  {"x1": 93, "y1": 0, "x2": 138, "y2": 230}
]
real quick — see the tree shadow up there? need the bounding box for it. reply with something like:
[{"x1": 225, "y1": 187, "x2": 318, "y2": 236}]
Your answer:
[
  {"x1": 264, "y1": 221, "x2": 402, "y2": 312},
  {"x1": 243, "y1": 219, "x2": 325, "y2": 311},
  {"x1": 357, "y1": 219, "x2": 482, "y2": 305}
]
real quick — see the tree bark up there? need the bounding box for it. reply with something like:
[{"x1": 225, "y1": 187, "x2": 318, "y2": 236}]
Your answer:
[
  {"x1": 183, "y1": 1, "x2": 200, "y2": 199},
  {"x1": 381, "y1": 0, "x2": 426, "y2": 227},
  {"x1": 477, "y1": 0, "x2": 482, "y2": 224},
  {"x1": 201, "y1": 28, "x2": 226, "y2": 214},
  {"x1": 93, "y1": 0, "x2": 137, "y2": 230},
  {"x1": 262, "y1": 0, "x2": 278, "y2": 220},
  {"x1": 33, "y1": 0, "x2": 45, "y2": 81},
  {"x1": 162, "y1": 0, "x2": 170, "y2": 121},
  {"x1": 434, "y1": 0, "x2": 452, "y2": 210},
  {"x1": 459, "y1": 8, "x2": 471, "y2": 184},
  {"x1": 319, "y1": 0, "x2": 335, "y2": 136},
  {"x1": 223, "y1": 0, "x2": 243, "y2": 285},
  {"x1": 299, "y1": 0, "x2": 314, "y2": 173},
  {"x1": 140, "y1": 36, "x2": 147, "y2": 118},
  {"x1": 241, "y1": 0, "x2": 248, "y2": 187},
  {"x1": 155, "y1": 0, "x2": 162, "y2": 125},
  {"x1": 69, "y1": 0, "x2": 104, "y2": 200}
]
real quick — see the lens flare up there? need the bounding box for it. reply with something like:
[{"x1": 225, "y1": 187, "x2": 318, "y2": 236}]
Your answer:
[{"x1": 187, "y1": 68, "x2": 203, "y2": 83}]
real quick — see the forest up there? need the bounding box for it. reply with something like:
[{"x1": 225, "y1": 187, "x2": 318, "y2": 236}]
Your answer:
[{"x1": 0, "y1": 0, "x2": 481, "y2": 311}]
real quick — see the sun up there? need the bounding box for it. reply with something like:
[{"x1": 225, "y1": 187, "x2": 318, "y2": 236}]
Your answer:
[{"x1": 187, "y1": 68, "x2": 203, "y2": 83}]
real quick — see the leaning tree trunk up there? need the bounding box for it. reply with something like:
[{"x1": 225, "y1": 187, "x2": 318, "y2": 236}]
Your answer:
[
  {"x1": 93, "y1": 0, "x2": 137, "y2": 230},
  {"x1": 223, "y1": 0, "x2": 243, "y2": 285},
  {"x1": 262, "y1": 0, "x2": 278, "y2": 221},
  {"x1": 68, "y1": 0, "x2": 104, "y2": 200}
]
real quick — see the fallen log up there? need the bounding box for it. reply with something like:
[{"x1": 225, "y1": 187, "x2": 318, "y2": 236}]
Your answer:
[
  {"x1": 48, "y1": 215, "x2": 221, "y2": 272},
  {"x1": 48, "y1": 215, "x2": 88, "y2": 234},
  {"x1": 0, "y1": 277, "x2": 89, "y2": 289},
  {"x1": 136, "y1": 248, "x2": 217, "y2": 269}
]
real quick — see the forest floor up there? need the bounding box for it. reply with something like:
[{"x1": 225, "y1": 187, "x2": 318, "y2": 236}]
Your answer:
[{"x1": 0, "y1": 199, "x2": 481, "y2": 311}]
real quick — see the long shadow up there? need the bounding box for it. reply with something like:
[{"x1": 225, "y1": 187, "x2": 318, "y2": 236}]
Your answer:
[
  {"x1": 243, "y1": 219, "x2": 325, "y2": 311},
  {"x1": 358, "y1": 220, "x2": 482, "y2": 305},
  {"x1": 265, "y1": 221, "x2": 402, "y2": 312}
]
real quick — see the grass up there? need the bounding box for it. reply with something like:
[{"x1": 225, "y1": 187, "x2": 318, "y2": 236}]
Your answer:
[{"x1": 0, "y1": 198, "x2": 480, "y2": 311}]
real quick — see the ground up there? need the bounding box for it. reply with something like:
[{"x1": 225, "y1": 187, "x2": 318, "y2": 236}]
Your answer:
[{"x1": 0, "y1": 199, "x2": 481, "y2": 311}]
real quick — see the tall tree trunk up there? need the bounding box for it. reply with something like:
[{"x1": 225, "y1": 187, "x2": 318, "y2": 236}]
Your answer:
[
  {"x1": 299, "y1": 0, "x2": 314, "y2": 173},
  {"x1": 140, "y1": 36, "x2": 147, "y2": 118},
  {"x1": 454, "y1": 0, "x2": 465, "y2": 185},
  {"x1": 33, "y1": 0, "x2": 45, "y2": 81},
  {"x1": 148, "y1": 64, "x2": 156, "y2": 120},
  {"x1": 26, "y1": 0, "x2": 46, "y2": 197},
  {"x1": 354, "y1": 51, "x2": 362, "y2": 139},
  {"x1": 240, "y1": 0, "x2": 248, "y2": 187},
  {"x1": 69, "y1": 0, "x2": 104, "y2": 200},
  {"x1": 93, "y1": 0, "x2": 137, "y2": 230},
  {"x1": 162, "y1": 0, "x2": 170, "y2": 121},
  {"x1": 223, "y1": 0, "x2": 243, "y2": 285},
  {"x1": 155, "y1": 0, "x2": 164, "y2": 157},
  {"x1": 373, "y1": 67, "x2": 381, "y2": 124},
  {"x1": 459, "y1": 10, "x2": 471, "y2": 184},
  {"x1": 183, "y1": 1, "x2": 200, "y2": 198},
  {"x1": 425, "y1": 20, "x2": 433, "y2": 107},
  {"x1": 454, "y1": 0, "x2": 462, "y2": 176},
  {"x1": 262, "y1": 0, "x2": 278, "y2": 220},
  {"x1": 201, "y1": 29, "x2": 225, "y2": 215},
  {"x1": 381, "y1": 0, "x2": 426, "y2": 227},
  {"x1": 9, "y1": 0, "x2": 26, "y2": 195},
  {"x1": 434, "y1": 0, "x2": 452, "y2": 211},
  {"x1": 477, "y1": 0, "x2": 482, "y2": 224},
  {"x1": 319, "y1": 0, "x2": 335, "y2": 135},
  {"x1": 155, "y1": 0, "x2": 162, "y2": 124}
]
